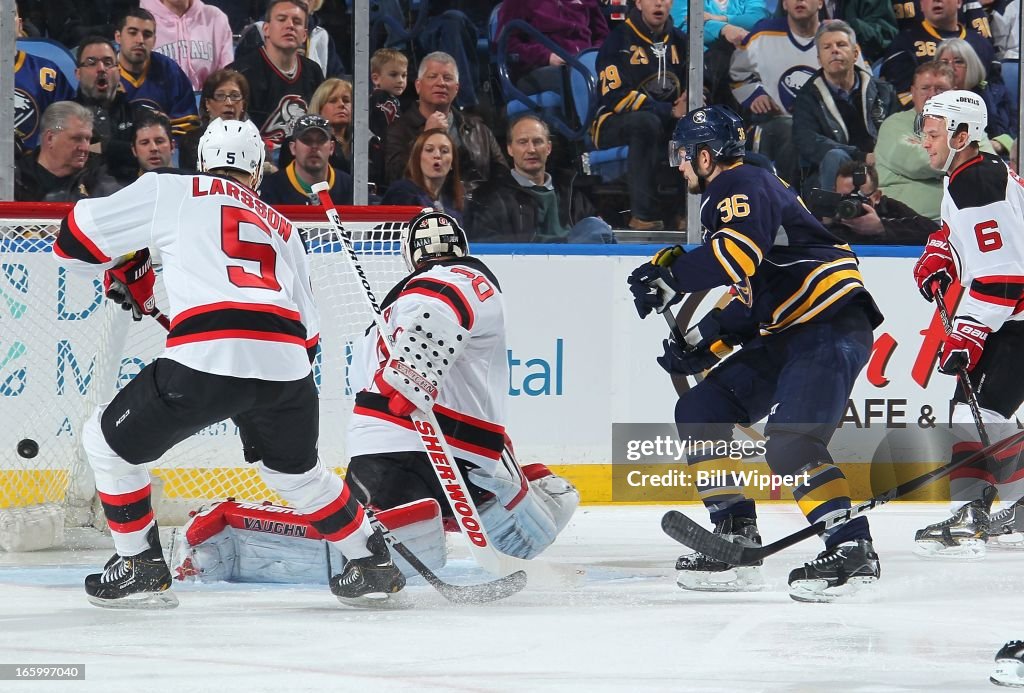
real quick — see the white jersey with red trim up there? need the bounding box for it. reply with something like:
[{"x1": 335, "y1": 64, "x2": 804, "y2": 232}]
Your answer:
[
  {"x1": 347, "y1": 258, "x2": 509, "y2": 473},
  {"x1": 52, "y1": 171, "x2": 319, "y2": 381},
  {"x1": 942, "y1": 152, "x2": 1024, "y2": 330}
]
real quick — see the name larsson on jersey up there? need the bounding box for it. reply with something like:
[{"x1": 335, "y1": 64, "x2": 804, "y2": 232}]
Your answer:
[{"x1": 190, "y1": 176, "x2": 294, "y2": 241}]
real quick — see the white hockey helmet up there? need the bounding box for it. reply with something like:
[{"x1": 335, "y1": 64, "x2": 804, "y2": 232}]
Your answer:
[
  {"x1": 918, "y1": 89, "x2": 988, "y2": 146},
  {"x1": 402, "y1": 209, "x2": 469, "y2": 272},
  {"x1": 198, "y1": 117, "x2": 266, "y2": 189}
]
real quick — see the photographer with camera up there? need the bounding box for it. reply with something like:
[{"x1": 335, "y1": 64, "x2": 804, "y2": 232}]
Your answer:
[{"x1": 810, "y1": 162, "x2": 938, "y2": 244}]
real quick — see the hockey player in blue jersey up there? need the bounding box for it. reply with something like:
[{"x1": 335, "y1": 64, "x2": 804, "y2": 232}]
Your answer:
[{"x1": 628, "y1": 105, "x2": 885, "y2": 602}]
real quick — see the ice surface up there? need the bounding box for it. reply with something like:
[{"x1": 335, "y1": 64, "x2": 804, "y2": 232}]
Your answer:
[{"x1": 0, "y1": 504, "x2": 1020, "y2": 692}]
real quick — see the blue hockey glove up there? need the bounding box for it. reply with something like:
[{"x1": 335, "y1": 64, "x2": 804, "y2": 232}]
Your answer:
[
  {"x1": 657, "y1": 308, "x2": 738, "y2": 375},
  {"x1": 627, "y1": 245, "x2": 685, "y2": 318}
]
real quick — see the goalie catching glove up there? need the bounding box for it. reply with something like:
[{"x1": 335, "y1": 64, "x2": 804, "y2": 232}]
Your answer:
[
  {"x1": 103, "y1": 249, "x2": 157, "y2": 321},
  {"x1": 375, "y1": 307, "x2": 471, "y2": 416},
  {"x1": 658, "y1": 308, "x2": 740, "y2": 375},
  {"x1": 628, "y1": 245, "x2": 685, "y2": 318}
]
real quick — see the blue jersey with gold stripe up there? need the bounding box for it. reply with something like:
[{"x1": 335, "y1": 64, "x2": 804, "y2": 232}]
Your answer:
[
  {"x1": 119, "y1": 52, "x2": 200, "y2": 137},
  {"x1": 15, "y1": 51, "x2": 75, "y2": 153},
  {"x1": 668, "y1": 163, "x2": 883, "y2": 337}
]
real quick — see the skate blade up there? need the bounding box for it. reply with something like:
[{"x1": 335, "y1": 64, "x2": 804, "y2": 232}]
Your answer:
[
  {"x1": 87, "y1": 589, "x2": 179, "y2": 610},
  {"x1": 336, "y1": 590, "x2": 412, "y2": 610},
  {"x1": 913, "y1": 538, "x2": 987, "y2": 560},
  {"x1": 991, "y1": 660, "x2": 1024, "y2": 688},
  {"x1": 990, "y1": 533, "x2": 1024, "y2": 550},
  {"x1": 788, "y1": 575, "x2": 877, "y2": 603},
  {"x1": 676, "y1": 566, "x2": 765, "y2": 592}
]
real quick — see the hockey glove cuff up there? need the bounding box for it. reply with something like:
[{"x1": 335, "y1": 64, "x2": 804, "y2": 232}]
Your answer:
[
  {"x1": 913, "y1": 231, "x2": 956, "y2": 303},
  {"x1": 627, "y1": 245, "x2": 685, "y2": 318},
  {"x1": 938, "y1": 317, "x2": 990, "y2": 375},
  {"x1": 103, "y1": 249, "x2": 156, "y2": 321}
]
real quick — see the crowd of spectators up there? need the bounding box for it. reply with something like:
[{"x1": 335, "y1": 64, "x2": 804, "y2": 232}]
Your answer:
[{"x1": 9, "y1": 0, "x2": 1023, "y2": 245}]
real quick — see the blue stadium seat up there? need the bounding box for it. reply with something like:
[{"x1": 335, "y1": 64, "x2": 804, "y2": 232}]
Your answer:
[{"x1": 17, "y1": 38, "x2": 79, "y2": 91}]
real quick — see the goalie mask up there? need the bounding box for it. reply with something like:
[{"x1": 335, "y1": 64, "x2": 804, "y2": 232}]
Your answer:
[
  {"x1": 198, "y1": 117, "x2": 266, "y2": 189},
  {"x1": 401, "y1": 209, "x2": 469, "y2": 272},
  {"x1": 915, "y1": 90, "x2": 988, "y2": 172}
]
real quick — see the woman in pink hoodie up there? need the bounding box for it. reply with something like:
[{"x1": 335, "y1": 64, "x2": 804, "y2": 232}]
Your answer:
[{"x1": 140, "y1": 0, "x2": 234, "y2": 91}]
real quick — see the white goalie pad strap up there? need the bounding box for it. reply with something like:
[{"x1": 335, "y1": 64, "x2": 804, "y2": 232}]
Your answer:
[
  {"x1": 169, "y1": 499, "x2": 446, "y2": 583},
  {"x1": 381, "y1": 308, "x2": 471, "y2": 411},
  {"x1": 527, "y1": 470, "x2": 580, "y2": 535}
]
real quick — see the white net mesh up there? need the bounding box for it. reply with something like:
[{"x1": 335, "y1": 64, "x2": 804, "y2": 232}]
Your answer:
[{"x1": 0, "y1": 206, "x2": 412, "y2": 546}]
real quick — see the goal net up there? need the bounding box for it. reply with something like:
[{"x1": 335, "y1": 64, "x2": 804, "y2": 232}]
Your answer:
[{"x1": 0, "y1": 202, "x2": 418, "y2": 550}]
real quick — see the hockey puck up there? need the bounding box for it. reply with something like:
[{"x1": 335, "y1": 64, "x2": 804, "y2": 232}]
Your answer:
[{"x1": 17, "y1": 439, "x2": 38, "y2": 459}]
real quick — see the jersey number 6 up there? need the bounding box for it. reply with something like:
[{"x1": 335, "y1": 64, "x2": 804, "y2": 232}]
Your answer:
[{"x1": 974, "y1": 220, "x2": 1003, "y2": 253}]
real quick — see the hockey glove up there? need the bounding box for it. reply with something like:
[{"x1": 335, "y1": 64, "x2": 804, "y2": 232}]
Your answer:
[
  {"x1": 913, "y1": 230, "x2": 956, "y2": 303},
  {"x1": 657, "y1": 308, "x2": 738, "y2": 376},
  {"x1": 938, "y1": 317, "x2": 990, "y2": 375},
  {"x1": 103, "y1": 249, "x2": 156, "y2": 321},
  {"x1": 627, "y1": 245, "x2": 685, "y2": 318}
]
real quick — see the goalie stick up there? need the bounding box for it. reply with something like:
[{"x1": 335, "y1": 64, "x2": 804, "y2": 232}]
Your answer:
[
  {"x1": 313, "y1": 183, "x2": 582, "y2": 588},
  {"x1": 662, "y1": 428, "x2": 1024, "y2": 565}
]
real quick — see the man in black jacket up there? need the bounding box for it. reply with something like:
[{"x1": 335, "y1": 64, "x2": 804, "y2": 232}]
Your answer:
[
  {"x1": 824, "y1": 162, "x2": 938, "y2": 244},
  {"x1": 466, "y1": 114, "x2": 612, "y2": 243}
]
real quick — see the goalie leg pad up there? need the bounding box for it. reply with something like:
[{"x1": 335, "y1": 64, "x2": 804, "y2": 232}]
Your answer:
[
  {"x1": 478, "y1": 485, "x2": 570, "y2": 560},
  {"x1": 375, "y1": 499, "x2": 447, "y2": 577},
  {"x1": 522, "y1": 464, "x2": 580, "y2": 534},
  {"x1": 379, "y1": 308, "x2": 472, "y2": 413}
]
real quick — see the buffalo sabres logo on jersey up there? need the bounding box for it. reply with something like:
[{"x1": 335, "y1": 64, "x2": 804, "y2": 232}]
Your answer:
[
  {"x1": 778, "y1": 66, "x2": 815, "y2": 113},
  {"x1": 692, "y1": 110, "x2": 707, "y2": 124},
  {"x1": 263, "y1": 95, "x2": 309, "y2": 146},
  {"x1": 14, "y1": 89, "x2": 39, "y2": 143}
]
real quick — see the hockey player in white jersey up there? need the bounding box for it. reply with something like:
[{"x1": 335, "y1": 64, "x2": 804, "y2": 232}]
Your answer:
[
  {"x1": 344, "y1": 209, "x2": 579, "y2": 561},
  {"x1": 51, "y1": 117, "x2": 404, "y2": 608},
  {"x1": 913, "y1": 91, "x2": 1024, "y2": 559}
]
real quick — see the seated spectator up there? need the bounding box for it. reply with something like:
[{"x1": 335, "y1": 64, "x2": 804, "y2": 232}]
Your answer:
[
  {"x1": 875, "y1": 61, "x2": 961, "y2": 222},
  {"x1": 792, "y1": 20, "x2": 899, "y2": 191},
  {"x1": 381, "y1": 128, "x2": 465, "y2": 227},
  {"x1": 178, "y1": 68, "x2": 252, "y2": 171},
  {"x1": 301, "y1": 78, "x2": 352, "y2": 175},
  {"x1": 497, "y1": 0, "x2": 608, "y2": 97},
  {"x1": 821, "y1": 161, "x2": 938, "y2": 244},
  {"x1": 730, "y1": 0, "x2": 825, "y2": 185},
  {"x1": 415, "y1": 1, "x2": 488, "y2": 109},
  {"x1": 880, "y1": 0, "x2": 996, "y2": 105},
  {"x1": 670, "y1": 0, "x2": 769, "y2": 48},
  {"x1": 369, "y1": 48, "x2": 407, "y2": 190},
  {"x1": 466, "y1": 114, "x2": 613, "y2": 243},
  {"x1": 74, "y1": 36, "x2": 147, "y2": 184},
  {"x1": 991, "y1": 0, "x2": 1019, "y2": 60},
  {"x1": 260, "y1": 114, "x2": 353, "y2": 205},
  {"x1": 592, "y1": 0, "x2": 689, "y2": 230},
  {"x1": 936, "y1": 38, "x2": 1017, "y2": 154},
  {"x1": 14, "y1": 5, "x2": 75, "y2": 155},
  {"x1": 20, "y1": 0, "x2": 136, "y2": 49},
  {"x1": 384, "y1": 52, "x2": 506, "y2": 196},
  {"x1": 228, "y1": 0, "x2": 325, "y2": 153},
  {"x1": 820, "y1": 0, "x2": 897, "y2": 62},
  {"x1": 115, "y1": 8, "x2": 201, "y2": 138},
  {"x1": 234, "y1": 0, "x2": 346, "y2": 79},
  {"x1": 113, "y1": 110, "x2": 176, "y2": 187},
  {"x1": 140, "y1": 0, "x2": 235, "y2": 91},
  {"x1": 14, "y1": 101, "x2": 119, "y2": 201}
]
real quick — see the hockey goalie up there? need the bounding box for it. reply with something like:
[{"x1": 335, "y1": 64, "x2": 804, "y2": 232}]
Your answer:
[{"x1": 172, "y1": 210, "x2": 579, "y2": 585}]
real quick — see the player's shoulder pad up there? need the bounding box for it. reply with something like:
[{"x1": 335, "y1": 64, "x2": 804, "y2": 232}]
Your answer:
[
  {"x1": 708, "y1": 164, "x2": 771, "y2": 203},
  {"x1": 428, "y1": 256, "x2": 503, "y2": 293},
  {"x1": 947, "y1": 153, "x2": 1010, "y2": 211}
]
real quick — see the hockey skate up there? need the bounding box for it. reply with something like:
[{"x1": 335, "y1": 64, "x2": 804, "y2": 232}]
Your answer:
[
  {"x1": 991, "y1": 640, "x2": 1024, "y2": 687},
  {"x1": 330, "y1": 529, "x2": 408, "y2": 609},
  {"x1": 914, "y1": 498, "x2": 990, "y2": 559},
  {"x1": 85, "y1": 525, "x2": 178, "y2": 610},
  {"x1": 788, "y1": 539, "x2": 879, "y2": 603},
  {"x1": 989, "y1": 499, "x2": 1024, "y2": 551},
  {"x1": 675, "y1": 516, "x2": 765, "y2": 592}
]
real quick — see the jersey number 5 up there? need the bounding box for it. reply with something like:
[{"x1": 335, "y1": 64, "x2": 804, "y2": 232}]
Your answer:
[
  {"x1": 221, "y1": 207, "x2": 282, "y2": 291},
  {"x1": 974, "y1": 220, "x2": 1003, "y2": 253}
]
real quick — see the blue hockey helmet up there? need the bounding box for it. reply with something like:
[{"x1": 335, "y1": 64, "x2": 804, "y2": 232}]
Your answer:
[{"x1": 668, "y1": 106, "x2": 747, "y2": 166}]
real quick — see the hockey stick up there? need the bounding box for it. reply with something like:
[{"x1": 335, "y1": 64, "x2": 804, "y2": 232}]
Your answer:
[
  {"x1": 313, "y1": 184, "x2": 579, "y2": 586},
  {"x1": 366, "y1": 510, "x2": 527, "y2": 604},
  {"x1": 662, "y1": 428, "x2": 1024, "y2": 565},
  {"x1": 933, "y1": 284, "x2": 991, "y2": 448}
]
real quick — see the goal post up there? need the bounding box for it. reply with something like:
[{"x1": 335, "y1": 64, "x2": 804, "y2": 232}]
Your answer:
[{"x1": 0, "y1": 202, "x2": 421, "y2": 550}]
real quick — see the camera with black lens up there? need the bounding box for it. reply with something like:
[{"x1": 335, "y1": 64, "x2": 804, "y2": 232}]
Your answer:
[{"x1": 806, "y1": 166, "x2": 871, "y2": 220}]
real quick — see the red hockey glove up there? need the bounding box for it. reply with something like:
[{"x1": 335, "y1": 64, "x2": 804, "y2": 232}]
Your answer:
[
  {"x1": 913, "y1": 230, "x2": 956, "y2": 302},
  {"x1": 103, "y1": 249, "x2": 156, "y2": 321},
  {"x1": 374, "y1": 368, "x2": 417, "y2": 417},
  {"x1": 938, "y1": 317, "x2": 990, "y2": 375}
]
